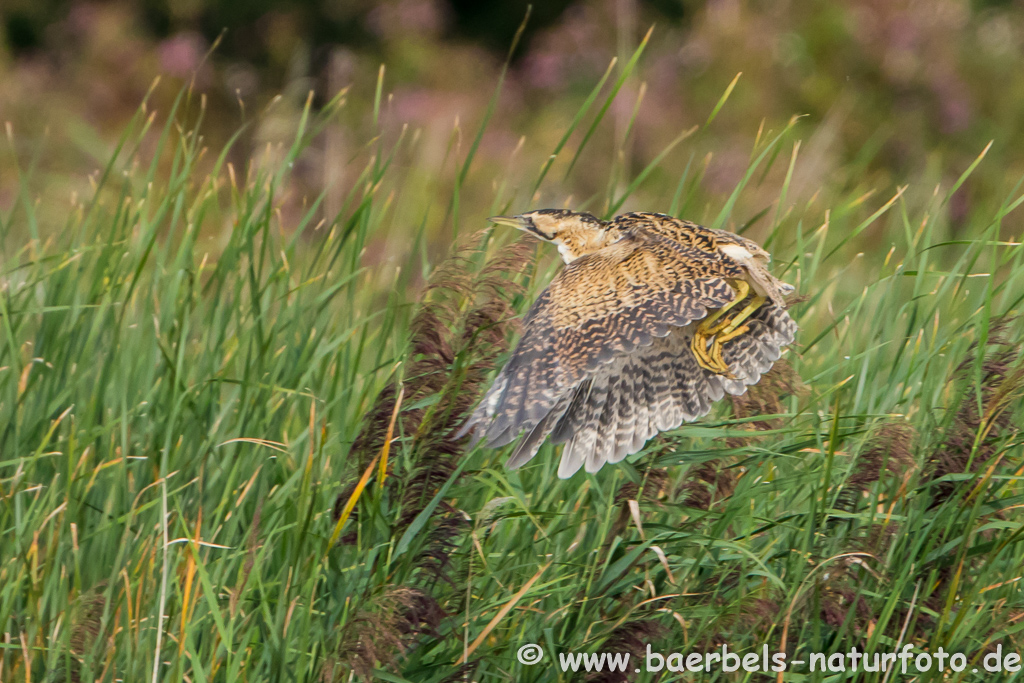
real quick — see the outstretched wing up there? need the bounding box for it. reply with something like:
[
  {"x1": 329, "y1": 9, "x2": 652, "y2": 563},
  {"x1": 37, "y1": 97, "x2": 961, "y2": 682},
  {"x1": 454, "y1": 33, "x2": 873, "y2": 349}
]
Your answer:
[
  {"x1": 544, "y1": 303, "x2": 797, "y2": 478},
  {"x1": 457, "y1": 229, "x2": 745, "y2": 448}
]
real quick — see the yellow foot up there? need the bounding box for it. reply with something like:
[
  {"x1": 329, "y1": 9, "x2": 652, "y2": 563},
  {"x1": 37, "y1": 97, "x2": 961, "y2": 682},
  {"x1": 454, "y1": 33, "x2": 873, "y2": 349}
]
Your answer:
[
  {"x1": 691, "y1": 328, "x2": 729, "y2": 374},
  {"x1": 697, "y1": 280, "x2": 750, "y2": 337},
  {"x1": 690, "y1": 283, "x2": 767, "y2": 378},
  {"x1": 707, "y1": 323, "x2": 750, "y2": 375}
]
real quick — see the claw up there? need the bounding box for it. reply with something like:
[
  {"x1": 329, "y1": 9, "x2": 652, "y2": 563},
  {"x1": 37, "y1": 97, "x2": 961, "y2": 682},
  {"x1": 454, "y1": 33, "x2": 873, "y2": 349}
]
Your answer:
[
  {"x1": 691, "y1": 328, "x2": 724, "y2": 374},
  {"x1": 690, "y1": 280, "x2": 767, "y2": 378},
  {"x1": 708, "y1": 323, "x2": 749, "y2": 374}
]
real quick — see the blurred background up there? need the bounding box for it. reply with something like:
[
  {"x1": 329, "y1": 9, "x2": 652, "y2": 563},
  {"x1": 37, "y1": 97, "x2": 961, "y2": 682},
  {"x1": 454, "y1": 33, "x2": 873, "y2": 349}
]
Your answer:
[{"x1": 3, "y1": 0, "x2": 1024, "y2": 265}]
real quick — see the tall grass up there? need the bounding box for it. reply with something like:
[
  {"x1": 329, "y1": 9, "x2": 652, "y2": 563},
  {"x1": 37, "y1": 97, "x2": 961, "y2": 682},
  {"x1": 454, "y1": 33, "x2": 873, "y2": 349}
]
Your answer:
[{"x1": 2, "y1": 51, "x2": 1023, "y2": 683}]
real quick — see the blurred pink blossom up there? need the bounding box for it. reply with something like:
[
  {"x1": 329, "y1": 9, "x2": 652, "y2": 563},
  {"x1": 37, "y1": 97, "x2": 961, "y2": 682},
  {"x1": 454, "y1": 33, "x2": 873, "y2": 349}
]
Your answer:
[
  {"x1": 158, "y1": 31, "x2": 207, "y2": 79},
  {"x1": 367, "y1": 0, "x2": 448, "y2": 40}
]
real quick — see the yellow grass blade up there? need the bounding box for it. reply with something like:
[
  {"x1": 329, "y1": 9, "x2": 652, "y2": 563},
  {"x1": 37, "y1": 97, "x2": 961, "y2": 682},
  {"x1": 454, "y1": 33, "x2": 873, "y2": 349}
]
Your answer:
[
  {"x1": 379, "y1": 385, "x2": 404, "y2": 489},
  {"x1": 326, "y1": 386, "x2": 404, "y2": 550},
  {"x1": 455, "y1": 562, "x2": 551, "y2": 665},
  {"x1": 178, "y1": 510, "x2": 202, "y2": 657}
]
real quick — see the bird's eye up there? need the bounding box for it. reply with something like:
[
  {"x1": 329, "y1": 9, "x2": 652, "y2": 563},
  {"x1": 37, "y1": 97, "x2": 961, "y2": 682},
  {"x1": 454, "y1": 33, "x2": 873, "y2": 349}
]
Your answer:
[{"x1": 524, "y1": 218, "x2": 557, "y2": 241}]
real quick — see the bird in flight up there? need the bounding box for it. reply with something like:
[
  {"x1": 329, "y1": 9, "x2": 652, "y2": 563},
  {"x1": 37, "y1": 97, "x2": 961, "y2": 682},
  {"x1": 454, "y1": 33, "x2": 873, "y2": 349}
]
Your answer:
[{"x1": 456, "y1": 209, "x2": 797, "y2": 478}]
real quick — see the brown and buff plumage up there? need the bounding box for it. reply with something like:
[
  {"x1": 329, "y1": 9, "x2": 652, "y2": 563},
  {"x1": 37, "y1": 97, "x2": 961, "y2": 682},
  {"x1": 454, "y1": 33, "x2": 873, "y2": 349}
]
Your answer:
[{"x1": 456, "y1": 209, "x2": 798, "y2": 478}]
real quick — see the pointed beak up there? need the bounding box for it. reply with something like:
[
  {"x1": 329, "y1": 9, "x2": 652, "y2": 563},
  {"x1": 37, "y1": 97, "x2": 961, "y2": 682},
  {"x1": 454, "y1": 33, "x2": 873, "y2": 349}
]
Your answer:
[
  {"x1": 490, "y1": 214, "x2": 553, "y2": 240},
  {"x1": 489, "y1": 215, "x2": 527, "y2": 229}
]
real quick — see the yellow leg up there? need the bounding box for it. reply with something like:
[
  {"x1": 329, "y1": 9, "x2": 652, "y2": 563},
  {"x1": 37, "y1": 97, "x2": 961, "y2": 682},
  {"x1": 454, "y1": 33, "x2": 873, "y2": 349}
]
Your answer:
[
  {"x1": 708, "y1": 323, "x2": 749, "y2": 372},
  {"x1": 701, "y1": 282, "x2": 751, "y2": 337},
  {"x1": 690, "y1": 280, "x2": 751, "y2": 374},
  {"x1": 703, "y1": 281, "x2": 749, "y2": 330},
  {"x1": 691, "y1": 333, "x2": 720, "y2": 373},
  {"x1": 718, "y1": 295, "x2": 766, "y2": 337},
  {"x1": 704, "y1": 294, "x2": 767, "y2": 375}
]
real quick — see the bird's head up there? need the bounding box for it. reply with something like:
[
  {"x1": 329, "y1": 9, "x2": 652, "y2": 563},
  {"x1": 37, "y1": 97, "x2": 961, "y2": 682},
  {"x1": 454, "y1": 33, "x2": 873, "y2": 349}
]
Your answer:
[{"x1": 490, "y1": 209, "x2": 618, "y2": 264}]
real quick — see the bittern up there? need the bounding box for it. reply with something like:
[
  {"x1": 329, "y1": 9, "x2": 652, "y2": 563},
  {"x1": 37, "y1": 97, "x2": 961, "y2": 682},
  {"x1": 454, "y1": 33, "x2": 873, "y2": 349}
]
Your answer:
[{"x1": 456, "y1": 209, "x2": 797, "y2": 478}]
